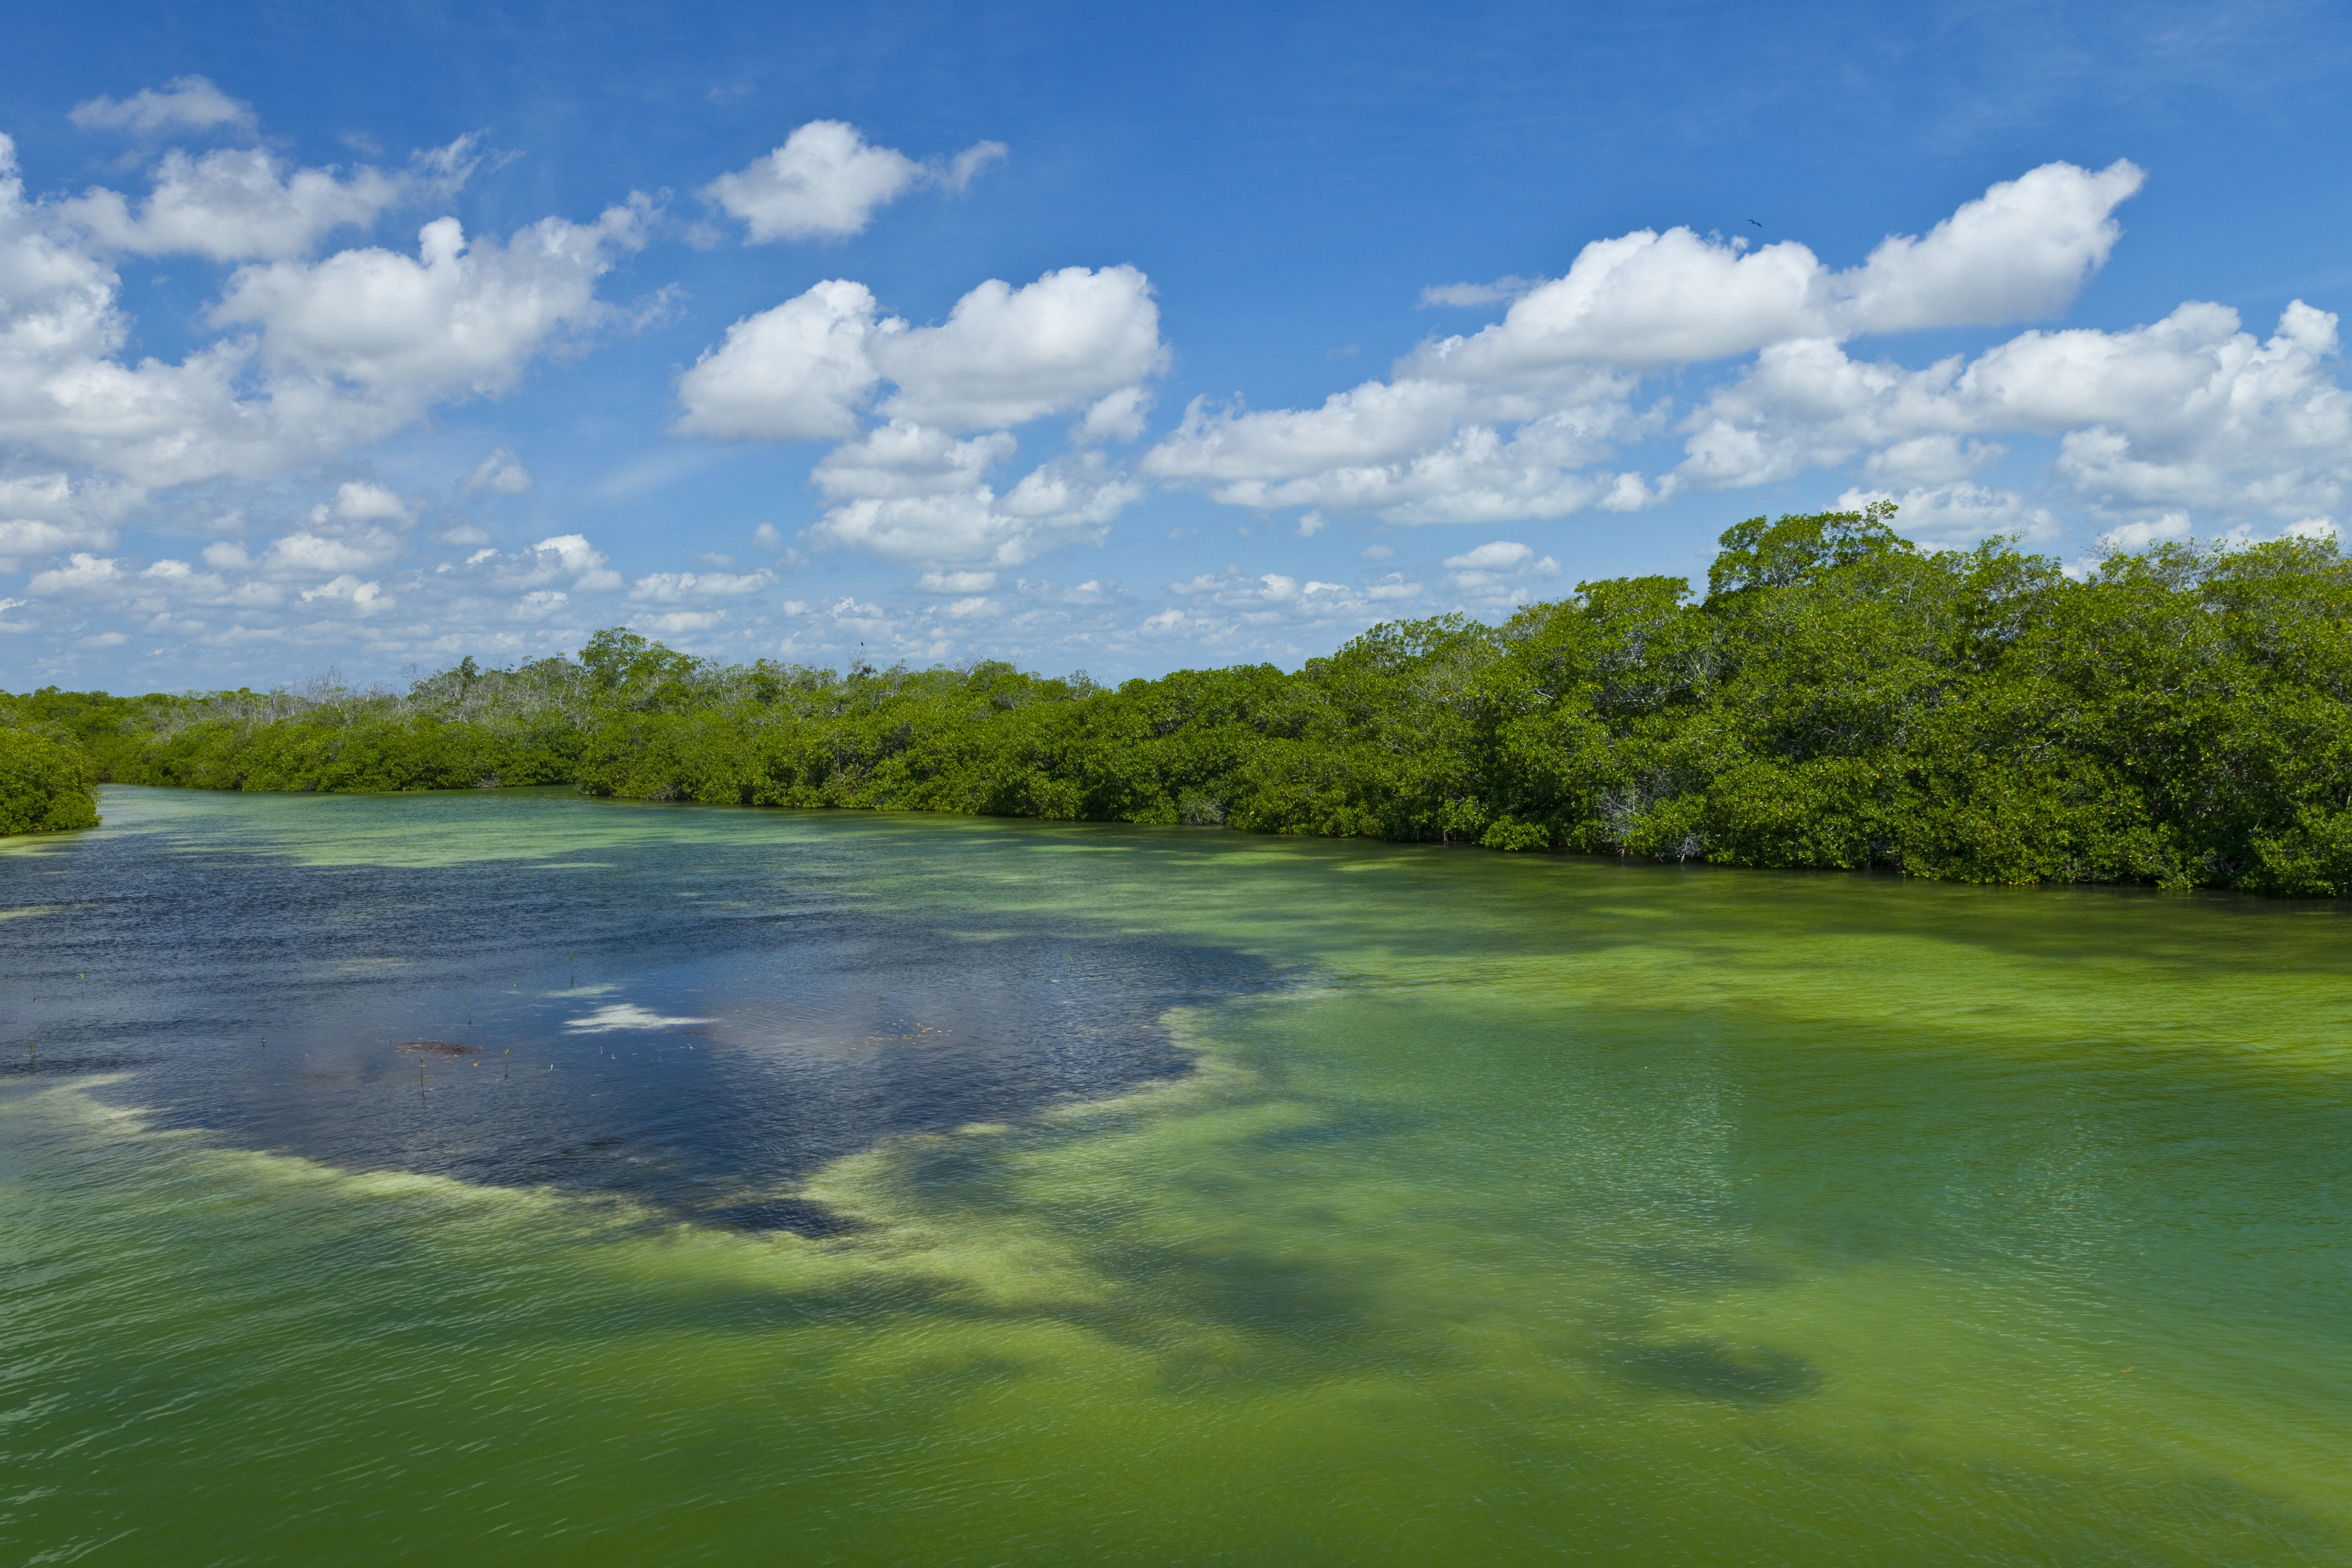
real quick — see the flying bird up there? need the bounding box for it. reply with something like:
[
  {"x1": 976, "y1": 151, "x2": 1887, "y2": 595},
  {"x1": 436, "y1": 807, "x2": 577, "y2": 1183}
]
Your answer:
[{"x1": 1748, "y1": 218, "x2": 1763, "y2": 227}]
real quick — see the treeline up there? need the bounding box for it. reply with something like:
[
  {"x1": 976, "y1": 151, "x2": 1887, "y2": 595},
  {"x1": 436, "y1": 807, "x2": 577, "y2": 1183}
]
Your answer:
[{"x1": 5, "y1": 505, "x2": 2350, "y2": 895}]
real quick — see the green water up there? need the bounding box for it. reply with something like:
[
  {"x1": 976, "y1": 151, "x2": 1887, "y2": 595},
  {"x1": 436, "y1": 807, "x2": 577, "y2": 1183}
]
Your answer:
[{"x1": 4, "y1": 788, "x2": 2347, "y2": 1564}]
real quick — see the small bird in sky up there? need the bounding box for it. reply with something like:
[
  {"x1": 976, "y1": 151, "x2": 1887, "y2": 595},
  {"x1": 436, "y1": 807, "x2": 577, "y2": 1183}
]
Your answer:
[{"x1": 1749, "y1": 218, "x2": 1763, "y2": 227}]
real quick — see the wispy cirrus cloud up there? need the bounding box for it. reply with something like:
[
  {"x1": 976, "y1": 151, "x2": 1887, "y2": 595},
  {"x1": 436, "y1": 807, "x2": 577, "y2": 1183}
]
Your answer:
[{"x1": 69, "y1": 75, "x2": 257, "y2": 136}]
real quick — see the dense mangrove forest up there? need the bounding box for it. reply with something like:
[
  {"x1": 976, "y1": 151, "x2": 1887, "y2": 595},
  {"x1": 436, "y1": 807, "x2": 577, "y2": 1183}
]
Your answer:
[{"x1": 6, "y1": 505, "x2": 2350, "y2": 894}]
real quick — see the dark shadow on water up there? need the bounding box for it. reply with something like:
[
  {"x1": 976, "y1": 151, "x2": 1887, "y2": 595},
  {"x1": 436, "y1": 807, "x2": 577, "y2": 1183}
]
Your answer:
[
  {"x1": 1604, "y1": 1339, "x2": 1822, "y2": 1403},
  {"x1": 2, "y1": 1052, "x2": 144, "y2": 1076},
  {"x1": 0, "y1": 805, "x2": 1290, "y2": 1233},
  {"x1": 699, "y1": 1198, "x2": 867, "y2": 1237},
  {"x1": 1245, "y1": 1105, "x2": 1428, "y2": 1152}
]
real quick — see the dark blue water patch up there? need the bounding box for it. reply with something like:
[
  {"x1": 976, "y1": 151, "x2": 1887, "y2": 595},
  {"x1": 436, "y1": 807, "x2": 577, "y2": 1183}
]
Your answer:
[
  {"x1": 0, "y1": 801, "x2": 1289, "y2": 1228},
  {"x1": 700, "y1": 1198, "x2": 867, "y2": 1236},
  {"x1": 1, "y1": 1050, "x2": 144, "y2": 1076}
]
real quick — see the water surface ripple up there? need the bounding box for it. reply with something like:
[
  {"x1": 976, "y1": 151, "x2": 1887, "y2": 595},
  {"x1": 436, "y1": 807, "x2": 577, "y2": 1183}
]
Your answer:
[{"x1": 3, "y1": 787, "x2": 2347, "y2": 1565}]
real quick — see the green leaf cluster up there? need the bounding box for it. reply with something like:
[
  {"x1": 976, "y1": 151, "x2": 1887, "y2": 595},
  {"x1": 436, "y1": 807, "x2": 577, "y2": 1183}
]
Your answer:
[{"x1": 0, "y1": 723, "x2": 102, "y2": 835}]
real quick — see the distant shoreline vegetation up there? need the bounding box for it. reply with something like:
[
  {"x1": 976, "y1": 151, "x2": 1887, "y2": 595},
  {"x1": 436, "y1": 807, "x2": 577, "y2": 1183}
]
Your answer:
[{"x1": 5, "y1": 505, "x2": 2349, "y2": 896}]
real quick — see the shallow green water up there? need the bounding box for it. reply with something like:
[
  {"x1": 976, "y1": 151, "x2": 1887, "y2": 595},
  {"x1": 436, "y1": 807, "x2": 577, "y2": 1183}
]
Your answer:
[{"x1": 4, "y1": 788, "x2": 2348, "y2": 1564}]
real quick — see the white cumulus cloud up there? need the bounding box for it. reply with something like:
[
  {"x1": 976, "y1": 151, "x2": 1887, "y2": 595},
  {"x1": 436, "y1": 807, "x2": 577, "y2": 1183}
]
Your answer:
[
  {"x1": 872, "y1": 265, "x2": 1165, "y2": 431},
  {"x1": 213, "y1": 203, "x2": 650, "y2": 410},
  {"x1": 673, "y1": 278, "x2": 884, "y2": 440},
  {"x1": 57, "y1": 139, "x2": 473, "y2": 262},
  {"x1": 0, "y1": 130, "x2": 652, "y2": 492},
  {"x1": 701, "y1": 120, "x2": 1009, "y2": 243},
  {"x1": 1143, "y1": 377, "x2": 1659, "y2": 524},
  {"x1": 677, "y1": 266, "x2": 1162, "y2": 443},
  {"x1": 26, "y1": 551, "x2": 124, "y2": 594},
  {"x1": 518, "y1": 534, "x2": 623, "y2": 593},
  {"x1": 678, "y1": 265, "x2": 1165, "y2": 569},
  {"x1": 0, "y1": 471, "x2": 137, "y2": 572},
  {"x1": 809, "y1": 449, "x2": 1137, "y2": 567},
  {"x1": 1681, "y1": 299, "x2": 2352, "y2": 521},
  {"x1": 1404, "y1": 160, "x2": 2142, "y2": 381},
  {"x1": 813, "y1": 421, "x2": 1014, "y2": 499},
  {"x1": 1142, "y1": 158, "x2": 2352, "y2": 537}
]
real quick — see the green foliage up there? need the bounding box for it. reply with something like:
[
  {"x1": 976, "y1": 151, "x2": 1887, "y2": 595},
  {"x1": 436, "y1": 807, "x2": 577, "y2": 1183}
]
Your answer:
[
  {"x1": 0, "y1": 724, "x2": 102, "y2": 835},
  {"x1": 1706, "y1": 498, "x2": 1908, "y2": 596},
  {"x1": 9, "y1": 508, "x2": 2349, "y2": 894}
]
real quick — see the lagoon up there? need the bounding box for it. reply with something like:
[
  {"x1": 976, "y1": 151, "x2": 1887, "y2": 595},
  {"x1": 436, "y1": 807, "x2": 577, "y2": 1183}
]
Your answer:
[{"x1": 3, "y1": 786, "x2": 2348, "y2": 1563}]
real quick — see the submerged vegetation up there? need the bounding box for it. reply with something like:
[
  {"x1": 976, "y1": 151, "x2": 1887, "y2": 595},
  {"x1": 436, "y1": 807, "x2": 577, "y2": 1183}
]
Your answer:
[{"x1": 6, "y1": 505, "x2": 2350, "y2": 894}]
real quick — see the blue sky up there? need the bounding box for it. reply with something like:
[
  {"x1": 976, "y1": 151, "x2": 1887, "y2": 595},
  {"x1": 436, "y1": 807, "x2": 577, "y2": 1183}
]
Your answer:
[{"x1": 2, "y1": 0, "x2": 2348, "y2": 689}]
